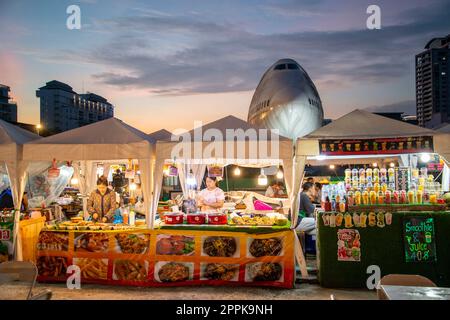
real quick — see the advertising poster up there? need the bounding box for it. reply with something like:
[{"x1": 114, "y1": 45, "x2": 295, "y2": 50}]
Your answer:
[{"x1": 337, "y1": 229, "x2": 361, "y2": 262}]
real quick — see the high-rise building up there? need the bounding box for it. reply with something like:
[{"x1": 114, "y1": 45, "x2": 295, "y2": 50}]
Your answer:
[
  {"x1": 0, "y1": 84, "x2": 18, "y2": 122},
  {"x1": 416, "y1": 35, "x2": 450, "y2": 128},
  {"x1": 36, "y1": 80, "x2": 114, "y2": 134}
]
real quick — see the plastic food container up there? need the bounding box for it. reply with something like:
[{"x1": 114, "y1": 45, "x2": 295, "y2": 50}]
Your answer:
[
  {"x1": 164, "y1": 213, "x2": 184, "y2": 225},
  {"x1": 207, "y1": 213, "x2": 228, "y2": 225},
  {"x1": 186, "y1": 214, "x2": 206, "y2": 224}
]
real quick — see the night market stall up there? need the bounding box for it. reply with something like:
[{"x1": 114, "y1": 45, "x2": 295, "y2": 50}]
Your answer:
[
  {"x1": 22, "y1": 118, "x2": 159, "y2": 283},
  {"x1": 0, "y1": 119, "x2": 41, "y2": 262},
  {"x1": 150, "y1": 115, "x2": 304, "y2": 288},
  {"x1": 293, "y1": 109, "x2": 450, "y2": 288}
]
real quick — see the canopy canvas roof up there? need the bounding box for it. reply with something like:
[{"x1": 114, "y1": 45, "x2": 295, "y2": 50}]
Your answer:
[
  {"x1": 152, "y1": 115, "x2": 295, "y2": 220},
  {"x1": 155, "y1": 115, "x2": 293, "y2": 165},
  {"x1": 304, "y1": 109, "x2": 435, "y2": 140},
  {"x1": 0, "y1": 119, "x2": 40, "y2": 161},
  {"x1": 23, "y1": 117, "x2": 155, "y2": 161},
  {"x1": 148, "y1": 129, "x2": 172, "y2": 141}
]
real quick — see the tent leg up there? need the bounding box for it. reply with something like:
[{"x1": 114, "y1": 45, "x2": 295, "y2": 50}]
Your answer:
[{"x1": 294, "y1": 232, "x2": 309, "y2": 278}]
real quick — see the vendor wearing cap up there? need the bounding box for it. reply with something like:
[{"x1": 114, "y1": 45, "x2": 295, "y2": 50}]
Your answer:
[
  {"x1": 197, "y1": 176, "x2": 225, "y2": 211},
  {"x1": 87, "y1": 176, "x2": 117, "y2": 222}
]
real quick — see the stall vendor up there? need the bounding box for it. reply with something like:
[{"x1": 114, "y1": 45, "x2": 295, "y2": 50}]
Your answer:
[
  {"x1": 197, "y1": 176, "x2": 225, "y2": 211},
  {"x1": 87, "y1": 176, "x2": 117, "y2": 222}
]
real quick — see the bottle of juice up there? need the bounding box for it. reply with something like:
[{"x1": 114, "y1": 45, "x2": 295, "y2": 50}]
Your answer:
[
  {"x1": 377, "y1": 192, "x2": 385, "y2": 205},
  {"x1": 407, "y1": 190, "x2": 415, "y2": 204},
  {"x1": 416, "y1": 190, "x2": 423, "y2": 204},
  {"x1": 366, "y1": 168, "x2": 373, "y2": 183},
  {"x1": 370, "y1": 191, "x2": 377, "y2": 204},
  {"x1": 400, "y1": 190, "x2": 407, "y2": 204},
  {"x1": 429, "y1": 192, "x2": 437, "y2": 204},
  {"x1": 392, "y1": 190, "x2": 399, "y2": 204},
  {"x1": 362, "y1": 190, "x2": 369, "y2": 205},
  {"x1": 374, "y1": 183, "x2": 380, "y2": 193},
  {"x1": 354, "y1": 190, "x2": 362, "y2": 205},
  {"x1": 388, "y1": 167, "x2": 395, "y2": 183},
  {"x1": 339, "y1": 200, "x2": 346, "y2": 213},
  {"x1": 329, "y1": 213, "x2": 336, "y2": 227},
  {"x1": 360, "y1": 212, "x2": 367, "y2": 227},
  {"x1": 381, "y1": 183, "x2": 388, "y2": 193},
  {"x1": 345, "y1": 168, "x2": 352, "y2": 180},
  {"x1": 385, "y1": 190, "x2": 392, "y2": 204}
]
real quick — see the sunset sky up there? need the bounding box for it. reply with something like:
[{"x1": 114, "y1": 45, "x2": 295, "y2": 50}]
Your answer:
[{"x1": 1, "y1": 0, "x2": 449, "y2": 133}]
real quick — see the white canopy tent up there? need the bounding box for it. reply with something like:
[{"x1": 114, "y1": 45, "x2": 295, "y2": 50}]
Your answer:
[
  {"x1": 152, "y1": 115, "x2": 294, "y2": 217},
  {"x1": 292, "y1": 109, "x2": 442, "y2": 227},
  {"x1": 0, "y1": 119, "x2": 40, "y2": 260},
  {"x1": 23, "y1": 118, "x2": 156, "y2": 227}
]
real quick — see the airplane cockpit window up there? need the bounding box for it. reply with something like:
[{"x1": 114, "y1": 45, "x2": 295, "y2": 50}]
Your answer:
[
  {"x1": 274, "y1": 64, "x2": 286, "y2": 70},
  {"x1": 287, "y1": 64, "x2": 299, "y2": 70}
]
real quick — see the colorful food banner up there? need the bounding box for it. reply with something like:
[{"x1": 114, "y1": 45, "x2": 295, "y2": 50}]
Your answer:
[
  {"x1": 36, "y1": 229, "x2": 295, "y2": 288},
  {"x1": 319, "y1": 136, "x2": 433, "y2": 156},
  {"x1": 0, "y1": 220, "x2": 14, "y2": 263}
]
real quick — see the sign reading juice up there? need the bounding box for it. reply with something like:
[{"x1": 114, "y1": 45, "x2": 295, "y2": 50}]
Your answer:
[{"x1": 403, "y1": 217, "x2": 437, "y2": 263}]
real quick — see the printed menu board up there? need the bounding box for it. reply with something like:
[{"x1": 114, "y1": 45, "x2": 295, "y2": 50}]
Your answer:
[
  {"x1": 403, "y1": 217, "x2": 437, "y2": 263},
  {"x1": 395, "y1": 167, "x2": 410, "y2": 191}
]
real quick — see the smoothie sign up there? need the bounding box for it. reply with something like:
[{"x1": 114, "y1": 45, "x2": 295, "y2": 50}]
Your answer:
[{"x1": 403, "y1": 217, "x2": 436, "y2": 263}]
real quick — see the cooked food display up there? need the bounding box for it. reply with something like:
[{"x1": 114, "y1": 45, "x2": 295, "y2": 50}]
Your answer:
[
  {"x1": 247, "y1": 262, "x2": 283, "y2": 282},
  {"x1": 249, "y1": 238, "x2": 283, "y2": 257},
  {"x1": 74, "y1": 258, "x2": 108, "y2": 280},
  {"x1": 157, "y1": 262, "x2": 190, "y2": 282},
  {"x1": 115, "y1": 233, "x2": 150, "y2": 254},
  {"x1": 36, "y1": 256, "x2": 68, "y2": 277},
  {"x1": 203, "y1": 263, "x2": 239, "y2": 281},
  {"x1": 37, "y1": 231, "x2": 69, "y2": 251},
  {"x1": 75, "y1": 233, "x2": 109, "y2": 252},
  {"x1": 229, "y1": 214, "x2": 288, "y2": 226},
  {"x1": 113, "y1": 260, "x2": 148, "y2": 281},
  {"x1": 156, "y1": 235, "x2": 195, "y2": 255},
  {"x1": 203, "y1": 236, "x2": 237, "y2": 257}
]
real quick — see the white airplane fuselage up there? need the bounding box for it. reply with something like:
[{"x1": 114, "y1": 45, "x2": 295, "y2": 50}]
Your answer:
[{"x1": 248, "y1": 59, "x2": 324, "y2": 139}]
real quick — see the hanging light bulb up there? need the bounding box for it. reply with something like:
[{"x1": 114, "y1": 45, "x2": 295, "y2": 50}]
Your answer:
[
  {"x1": 329, "y1": 164, "x2": 335, "y2": 170},
  {"x1": 234, "y1": 166, "x2": 241, "y2": 176},
  {"x1": 258, "y1": 168, "x2": 268, "y2": 186},
  {"x1": 186, "y1": 169, "x2": 196, "y2": 187},
  {"x1": 129, "y1": 182, "x2": 137, "y2": 191},
  {"x1": 70, "y1": 177, "x2": 79, "y2": 185},
  {"x1": 389, "y1": 162, "x2": 395, "y2": 168},
  {"x1": 276, "y1": 168, "x2": 284, "y2": 179},
  {"x1": 420, "y1": 153, "x2": 431, "y2": 163}
]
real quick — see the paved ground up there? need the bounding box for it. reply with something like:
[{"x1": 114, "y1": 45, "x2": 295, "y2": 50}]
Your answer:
[{"x1": 1, "y1": 282, "x2": 376, "y2": 300}]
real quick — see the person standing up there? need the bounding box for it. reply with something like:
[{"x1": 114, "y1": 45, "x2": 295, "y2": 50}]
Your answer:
[{"x1": 87, "y1": 176, "x2": 117, "y2": 222}]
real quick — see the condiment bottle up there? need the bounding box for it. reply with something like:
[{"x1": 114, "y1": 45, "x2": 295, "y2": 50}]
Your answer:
[{"x1": 129, "y1": 210, "x2": 136, "y2": 226}]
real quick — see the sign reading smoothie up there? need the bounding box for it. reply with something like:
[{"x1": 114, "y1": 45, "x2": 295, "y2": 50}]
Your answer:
[{"x1": 403, "y1": 217, "x2": 437, "y2": 263}]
